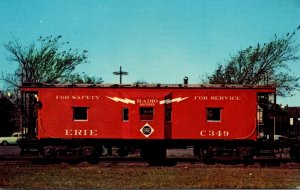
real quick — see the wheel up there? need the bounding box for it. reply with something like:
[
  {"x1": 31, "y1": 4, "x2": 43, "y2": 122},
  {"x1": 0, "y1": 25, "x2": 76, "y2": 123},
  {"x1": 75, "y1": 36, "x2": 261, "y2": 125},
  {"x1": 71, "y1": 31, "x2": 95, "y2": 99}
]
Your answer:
[
  {"x1": 193, "y1": 147, "x2": 206, "y2": 161},
  {"x1": 242, "y1": 155, "x2": 254, "y2": 165},
  {"x1": 289, "y1": 145, "x2": 300, "y2": 162},
  {"x1": 2, "y1": 141, "x2": 8, "y2": 146},
  {"x1": 82, "y1": 146, "x2": 101, "y2": 164},
  {"x1": 238, "y1": 147, "x2": 254, "y2": 165},
  {"x1": 117, "y1": 146, "x2": 129, "y2": 157},
  {"x1": 141, "y1": 143, "x2": 166, "y2": 165},
  {"x1": 87, "y1": 157, "x2": 100, "y2": 164},
  {"x1": 203, "y1": 153, "x2": 215, "y2": 165}
]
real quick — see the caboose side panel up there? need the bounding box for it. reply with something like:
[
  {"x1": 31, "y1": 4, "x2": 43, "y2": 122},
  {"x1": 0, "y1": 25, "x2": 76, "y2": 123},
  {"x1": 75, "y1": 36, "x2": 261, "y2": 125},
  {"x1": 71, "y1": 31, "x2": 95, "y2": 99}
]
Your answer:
[
  {"x1": 36, "y1": 88, "x2": 169, "y2": 140},
  {"x1": 169, "y1": 89, "x2": 258, "y2": 140},
  {"x1": 38, "y1": 88, "x2": 124, "y2": 139},
  {"x1": 117, "y1": 89, "x2": 167, "y2": 139},
  {"x1": 22, "y1": 85, "x2": 275, "y2": 142}
]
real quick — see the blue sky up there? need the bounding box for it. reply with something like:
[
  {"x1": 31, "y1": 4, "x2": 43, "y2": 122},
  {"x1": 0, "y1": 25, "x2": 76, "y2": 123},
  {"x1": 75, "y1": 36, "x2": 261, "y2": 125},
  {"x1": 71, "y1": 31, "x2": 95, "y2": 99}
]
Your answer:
[{"x1": 0, "y1": 0, "x2": 300, "y2": 105}]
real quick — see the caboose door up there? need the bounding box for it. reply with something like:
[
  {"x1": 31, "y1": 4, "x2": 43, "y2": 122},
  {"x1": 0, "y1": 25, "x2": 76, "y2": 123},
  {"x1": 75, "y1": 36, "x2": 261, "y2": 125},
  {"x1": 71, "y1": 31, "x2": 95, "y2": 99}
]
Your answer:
[{"x1": 164, "y1": 93, "x2": 173, "y2": 139}]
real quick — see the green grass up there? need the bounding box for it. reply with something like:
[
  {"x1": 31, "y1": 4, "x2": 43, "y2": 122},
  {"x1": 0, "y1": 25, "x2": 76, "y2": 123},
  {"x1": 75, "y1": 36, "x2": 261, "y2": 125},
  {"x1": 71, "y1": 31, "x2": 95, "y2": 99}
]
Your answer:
[{"x1": 1, "y1": 163, "x2": 300, "y2": 189}]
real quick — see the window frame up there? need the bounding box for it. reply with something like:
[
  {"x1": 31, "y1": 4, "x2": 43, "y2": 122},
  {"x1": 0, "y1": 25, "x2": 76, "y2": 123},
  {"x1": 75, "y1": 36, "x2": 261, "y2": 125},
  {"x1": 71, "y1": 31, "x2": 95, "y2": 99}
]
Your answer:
[
  {"x1": 206, "y1": 107, "x2": 222, "y2": 122},
  {"x1": 290, "y1": 118, "x2": 294, "y2": 125},
  {"x1": 122, "y1": 107, "x2": 129, "y2": 122},
  {"x1": 165, "y1": 108, "x2": 172, "y2": 122},
  {"x1": 73, "y1": 107, "x2": 89, "y2": 121},
  {"x1": 139, "y1": 107, "x2": 154, "y2": 121}
]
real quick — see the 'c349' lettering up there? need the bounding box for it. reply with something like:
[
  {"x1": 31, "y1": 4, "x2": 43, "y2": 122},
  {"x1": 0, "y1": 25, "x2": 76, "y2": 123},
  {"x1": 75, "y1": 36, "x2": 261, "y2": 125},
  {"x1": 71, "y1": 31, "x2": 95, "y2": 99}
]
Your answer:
[{"x1": 200, "y1": 130, "x2": 229, "y2": 137}]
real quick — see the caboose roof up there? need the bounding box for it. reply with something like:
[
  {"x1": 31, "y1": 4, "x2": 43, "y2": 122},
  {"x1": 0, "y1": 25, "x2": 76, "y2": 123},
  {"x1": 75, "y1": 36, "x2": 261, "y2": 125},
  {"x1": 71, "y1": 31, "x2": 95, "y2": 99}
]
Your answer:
[{"x1": 21, "y1": 82, "x2": 276, "y2": 90}]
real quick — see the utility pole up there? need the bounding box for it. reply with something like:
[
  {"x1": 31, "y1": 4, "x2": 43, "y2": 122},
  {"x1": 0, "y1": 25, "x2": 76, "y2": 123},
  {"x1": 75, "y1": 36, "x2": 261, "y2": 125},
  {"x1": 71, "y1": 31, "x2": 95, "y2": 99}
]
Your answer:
[{"x1": 113, "y1": 66, "x2": 128, "y2": 84}]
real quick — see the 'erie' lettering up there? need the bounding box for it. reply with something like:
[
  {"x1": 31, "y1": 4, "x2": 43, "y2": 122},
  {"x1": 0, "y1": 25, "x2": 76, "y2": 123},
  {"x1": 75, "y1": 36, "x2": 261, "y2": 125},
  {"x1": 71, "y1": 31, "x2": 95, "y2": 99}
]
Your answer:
[{"x1": 65, "y1": 129, "x2": 98, "y2": 136}]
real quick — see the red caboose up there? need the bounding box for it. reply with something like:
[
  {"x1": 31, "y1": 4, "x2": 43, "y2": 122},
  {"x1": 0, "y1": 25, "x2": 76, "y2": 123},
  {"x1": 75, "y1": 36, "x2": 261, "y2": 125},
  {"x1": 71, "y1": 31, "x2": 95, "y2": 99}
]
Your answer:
[{"x1": 20, "y1": 83, "x2": 276, "y2": 163}]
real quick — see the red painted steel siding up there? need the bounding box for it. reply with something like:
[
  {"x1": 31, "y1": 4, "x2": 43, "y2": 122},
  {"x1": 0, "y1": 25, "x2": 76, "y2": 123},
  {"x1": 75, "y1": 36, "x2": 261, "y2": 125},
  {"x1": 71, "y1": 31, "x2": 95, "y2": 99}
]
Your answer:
[{"x1": 23, "y1": 86, "x2": 275, "y2": 141}]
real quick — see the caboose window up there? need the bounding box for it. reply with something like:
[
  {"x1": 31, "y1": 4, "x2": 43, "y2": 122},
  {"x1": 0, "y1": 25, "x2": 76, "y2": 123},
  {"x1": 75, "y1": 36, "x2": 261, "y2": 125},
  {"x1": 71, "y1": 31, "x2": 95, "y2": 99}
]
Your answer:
[
  {"x1": 123, "y1": 108, "x2": 129, "y2": 121},
  {"x1": 165, "y1": 108, "x2": 172, "y2": 122},
  {"x1": 207, "y1": 108, "x2": 221, "y2": 122},
  {"x1": 140, "y1": 107, "x2": 154, "y2": 121},
  {"x1": 73, "y1": 107, "x2": 88, "y2": 121}
]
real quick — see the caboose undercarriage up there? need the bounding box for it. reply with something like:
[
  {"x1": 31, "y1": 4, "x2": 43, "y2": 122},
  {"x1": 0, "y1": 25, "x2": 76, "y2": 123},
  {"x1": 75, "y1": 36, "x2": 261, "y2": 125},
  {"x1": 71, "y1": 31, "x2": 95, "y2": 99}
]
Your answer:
[{"x1": 20, "y1": 138, "x2": 277, "y2": 165}]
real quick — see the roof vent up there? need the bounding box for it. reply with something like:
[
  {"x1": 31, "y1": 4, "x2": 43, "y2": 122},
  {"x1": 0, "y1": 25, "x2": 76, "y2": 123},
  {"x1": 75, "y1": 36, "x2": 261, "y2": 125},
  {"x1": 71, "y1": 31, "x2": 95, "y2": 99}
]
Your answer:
[{"x1": 183, "y1": 77, "x2": 188, "y2": 86}]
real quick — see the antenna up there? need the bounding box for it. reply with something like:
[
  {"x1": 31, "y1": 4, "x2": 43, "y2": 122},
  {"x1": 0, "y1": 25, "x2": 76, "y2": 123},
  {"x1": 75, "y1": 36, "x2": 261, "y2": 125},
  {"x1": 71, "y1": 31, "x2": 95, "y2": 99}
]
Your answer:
[{"x1": 113, "y1": 66, "x2": 128, "y2": 84}]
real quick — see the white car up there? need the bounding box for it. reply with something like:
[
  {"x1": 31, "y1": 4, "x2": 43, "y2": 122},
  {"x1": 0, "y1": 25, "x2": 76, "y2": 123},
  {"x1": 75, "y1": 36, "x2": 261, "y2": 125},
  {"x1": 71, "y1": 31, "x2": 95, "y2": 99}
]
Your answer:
[{"x1": 0, "y1": 132, "x2": 21, "y2": 146}]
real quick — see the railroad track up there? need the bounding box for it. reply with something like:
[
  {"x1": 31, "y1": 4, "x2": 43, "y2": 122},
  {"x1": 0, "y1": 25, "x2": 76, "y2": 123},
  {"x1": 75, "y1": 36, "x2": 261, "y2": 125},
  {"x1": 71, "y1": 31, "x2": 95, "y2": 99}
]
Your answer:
[{"x1": 0, "y1": 154, "x2": 298, "y2": 168}]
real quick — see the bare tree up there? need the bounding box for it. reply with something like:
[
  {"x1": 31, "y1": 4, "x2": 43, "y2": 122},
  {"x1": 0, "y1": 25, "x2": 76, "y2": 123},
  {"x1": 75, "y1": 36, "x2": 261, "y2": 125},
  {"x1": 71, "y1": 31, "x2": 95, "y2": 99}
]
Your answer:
[
  {"x1": 2, "y1": 35, "x2": 88, "y2": 88},
  {"x1": 133, "y1": 80, "x2": 148, "y2": 85},
  {"x1": 206, "y1": 26, "x2": 300, "y2": 96},
  {"x1": 61, "y1": 72, "x2": 103, "y2": 84}
]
